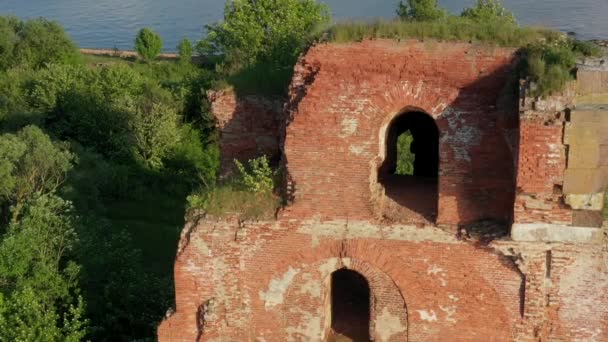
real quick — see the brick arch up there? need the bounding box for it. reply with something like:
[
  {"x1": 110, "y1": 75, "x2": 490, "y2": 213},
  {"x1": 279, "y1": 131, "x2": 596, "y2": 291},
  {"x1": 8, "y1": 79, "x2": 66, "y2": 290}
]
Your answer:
[
  {"x1": 257, "y1": 238, "x2": 516, "y2": 341},
  {"x1": 279, "y1": 257, "x2": 408, "y2": 341}
]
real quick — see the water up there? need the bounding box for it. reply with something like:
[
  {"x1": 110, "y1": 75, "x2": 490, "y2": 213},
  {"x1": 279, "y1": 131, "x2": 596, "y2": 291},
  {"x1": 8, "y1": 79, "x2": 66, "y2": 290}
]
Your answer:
[{"x1": 0, "y1": 0, "x2": 607, "y2": 52}]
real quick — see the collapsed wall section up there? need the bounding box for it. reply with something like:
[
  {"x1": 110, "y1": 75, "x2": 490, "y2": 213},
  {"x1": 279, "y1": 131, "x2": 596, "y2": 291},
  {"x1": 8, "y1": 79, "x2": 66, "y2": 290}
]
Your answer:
[
  {"x1": 513, "y1": 55, "x2": 608, "y2": 241},
  {"x1": 208, "y1": 89, "x2": 284, "y2": 177}
]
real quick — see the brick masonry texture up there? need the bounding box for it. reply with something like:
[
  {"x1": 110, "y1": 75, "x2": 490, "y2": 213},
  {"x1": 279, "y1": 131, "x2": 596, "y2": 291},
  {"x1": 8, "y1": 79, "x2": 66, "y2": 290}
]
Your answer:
[
  {"x1": 209, "y1": 89, "x2": 284, "y2": 177},
  {"x1": 159, "y1": 41, "x2": 608, "y2": 341}
]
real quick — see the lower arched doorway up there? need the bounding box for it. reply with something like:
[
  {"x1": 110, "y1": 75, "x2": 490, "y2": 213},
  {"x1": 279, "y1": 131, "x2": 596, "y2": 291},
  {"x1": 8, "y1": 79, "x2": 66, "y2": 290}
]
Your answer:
[{"x1": 330, "y1": 269, "x2": 371, "y2": 341}]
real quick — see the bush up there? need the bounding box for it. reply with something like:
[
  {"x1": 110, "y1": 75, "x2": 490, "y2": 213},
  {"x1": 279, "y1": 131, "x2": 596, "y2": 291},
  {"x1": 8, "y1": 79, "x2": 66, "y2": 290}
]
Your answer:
[
  {"x1": 187, "y1": 156, "x2": 280, "y2": 220},
  {"x1": 177, "y1": 38, "x2": 193, "y2": 65},
  {"x1": 0, "y1": 194, "x2": 88, "y2": 342},
  {"x1": 0, "y1": 126, "x2": 74, "y2": 221},
  {"x1": 461, "y1": 0, "x2": 516, "y2": 25},
  {"x1": 522, "y1": 38, "x2": 600, "y2": 96},
  {"x1": 135, "y1": 28, "x2": 163, "y2": 62},
  {"x1": 235, "y1": 156, "x2": 274, "y2": 193},
  {"x1": 396, "y1": 0, "x2": 446, "y2": 22},
  {"x1": 200, "y1": 0, "x2": 330, "y2": 68},
  {"x1": 0, "y1": 16, "x2": 79, "y2": 71}
]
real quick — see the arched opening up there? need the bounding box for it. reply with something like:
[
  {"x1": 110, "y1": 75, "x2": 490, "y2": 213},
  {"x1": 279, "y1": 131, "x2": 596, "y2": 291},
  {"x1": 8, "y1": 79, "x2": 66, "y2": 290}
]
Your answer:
[
  {"x1": 379, "y1": 111, "x2": 439, "y2": 222},
  {"x1": 330, "y1": 269, "x2": 371, "y2": 341}
]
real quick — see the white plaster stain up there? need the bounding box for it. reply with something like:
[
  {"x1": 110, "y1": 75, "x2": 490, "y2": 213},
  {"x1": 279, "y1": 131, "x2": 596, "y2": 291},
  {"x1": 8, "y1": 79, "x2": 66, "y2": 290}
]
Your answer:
[
  {"x1": 417, "y1": 309, "x2": 438, "y2": 322},
  {"x1": 375, "y1": 307, "x2": 407, "y2": 341},
  {"x1": 439, "y1": 305, "x2": 458, "y2": 324},
  {"x1": 441, "y1": 108, "x2": 482, "y2": 162},
  {"x1": 259, "y1": 267, "x2": 299, "y2": 308},
  {"x1": 340, "y1": 117, "x2": 359, "y2": 137},
  {"x1": 427, "y1": 265, "x2": 444, "y2": 275}
]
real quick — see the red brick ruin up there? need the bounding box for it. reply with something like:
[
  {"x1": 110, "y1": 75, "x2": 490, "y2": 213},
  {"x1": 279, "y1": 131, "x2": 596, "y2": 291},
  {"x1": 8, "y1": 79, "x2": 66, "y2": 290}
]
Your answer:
[{"x1": 159, "y1": 40, "x2": 608, "y2": 341}]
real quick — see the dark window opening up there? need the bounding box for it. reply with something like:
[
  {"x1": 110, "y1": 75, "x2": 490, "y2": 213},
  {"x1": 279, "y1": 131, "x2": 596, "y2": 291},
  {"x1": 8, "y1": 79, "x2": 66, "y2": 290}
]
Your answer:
[
  {"x1": 330, "y1": 269, "x2": 371, "y2": 342},
  {"x1": 379, "y1": 111, "x2": 439, "y2": 223}
]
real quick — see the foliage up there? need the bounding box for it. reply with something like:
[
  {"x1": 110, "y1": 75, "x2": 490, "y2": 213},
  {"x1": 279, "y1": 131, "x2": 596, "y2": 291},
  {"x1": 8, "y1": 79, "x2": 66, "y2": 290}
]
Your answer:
[
  {"x1": 396, "y1": 0, "x2": 446, "y2": 22},
  {"x1": 0, "y1": 126, "x2": 74, "y2": 222},
  {"x1": 522, "y1": 38, "x2": 601, "y2": 96},
  {"x1": 235, "y1": 156, "x2": 275, "y2": 194},
  {"x1": 0, "y1": 194, "x2": 88, "y2": 342},
  {"x1": 0, "y1": 16, "x2": 79, "y2": 71},
  {"x1": 201, "y1": 0, "x2": 329, "y2": 67},
  {"x1": 165, "y1": 125, "x2": 220, "y2": 188},
  {"x1": 187, "y1": 184, "x2": 280, "y2": 221},
  {"x1": 461, "y1": 0, "x2": 516, "y2": 25},
  {"x1": 135, "y1": 28, "x2": 163, "y2": 62},
  {"x1": 177, "y1": 38, "x2": 193, "y2": 65},
  {"x1": 327, "y1": 17, "x2": 559, "y2": 47},
  {"x1": 187, "y1": 156, "x2": 280, "y2": 220},
  {"x1": 396, "y1": 131, "x2": 415, "y2": 176}
]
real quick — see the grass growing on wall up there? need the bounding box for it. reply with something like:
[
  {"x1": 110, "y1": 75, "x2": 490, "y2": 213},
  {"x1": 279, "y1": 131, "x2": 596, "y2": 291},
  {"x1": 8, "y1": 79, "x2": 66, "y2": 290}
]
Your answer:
[
  {"x1": 326, "y1": 18, "x2": 559, "y2": 48},
  {"x1": 324, "y1": 18, "x2": 602, "y2": 97}
]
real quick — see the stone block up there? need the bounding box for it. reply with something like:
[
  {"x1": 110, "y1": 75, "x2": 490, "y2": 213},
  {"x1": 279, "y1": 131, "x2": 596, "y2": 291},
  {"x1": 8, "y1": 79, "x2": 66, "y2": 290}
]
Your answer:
[
  {"x1": 563, "y1": 169, "x2": 605, "y2": 194},
  {"x1": 567, "y1": 144, "x2": 602, "y2": 168},
  {"x1": 564, "y1": 192, "x2": 605, "y2": 211},
  {"x1": 572, "y1": 210, "x2": 604, "y2": 228},
  {"x1": 511, "y1": 223, "x2": 602, "y2": 243}
]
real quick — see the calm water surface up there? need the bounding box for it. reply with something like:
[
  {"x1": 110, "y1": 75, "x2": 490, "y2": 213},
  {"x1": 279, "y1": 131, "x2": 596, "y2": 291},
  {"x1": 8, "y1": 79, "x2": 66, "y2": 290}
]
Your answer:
[{"x1": 0, "y1": 0, "x2": 607, "y2": 51}]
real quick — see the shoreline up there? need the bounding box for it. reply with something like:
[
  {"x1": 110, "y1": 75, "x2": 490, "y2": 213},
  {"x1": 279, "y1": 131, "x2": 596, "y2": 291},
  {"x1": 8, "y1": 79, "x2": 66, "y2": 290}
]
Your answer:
[{"x1": 79, "y1": 48, "x2": 206, "y2": 64}]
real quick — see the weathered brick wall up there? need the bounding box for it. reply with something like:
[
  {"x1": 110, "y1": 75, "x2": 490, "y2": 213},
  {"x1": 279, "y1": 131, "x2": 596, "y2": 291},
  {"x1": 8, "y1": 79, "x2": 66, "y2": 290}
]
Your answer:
[
  {"x1": 208, "y1": 89, "x2": 284, "y2": 177},
  {"x1": 159, "y1": 217, "x2": 525, "y2": 341},
  {"x1": 513, "y1": 85, "x2": 575, "y2": 225},
  {"x1": 159, "y1": 217, "x2": 608, "y2": 341},
  {"x1": 284, "y1": 40, "x2": 518, "y2": 225},
  {"x1": 158, "y1": 42, "x2": 608, "y2": 342}
]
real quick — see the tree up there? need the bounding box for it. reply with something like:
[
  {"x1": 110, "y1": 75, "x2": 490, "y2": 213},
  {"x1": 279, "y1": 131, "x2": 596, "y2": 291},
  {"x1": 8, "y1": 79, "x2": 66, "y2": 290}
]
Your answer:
[
  {"x1": 177, "y1": 38, "x2": 193, "y2": 65},
  {"x1": 0, "y1": 194, "x2": 88, "y2": 342},
  {"x1": 461, "y1": 0, "x2": 516, "y2": 24},
  {"x1": 200, "y1": 0, "x2": 330, "y2": 68},
  {"x1": 0, "y1": 126, "x2": 74, "y2": 222},
  {"x1": 397, "y1": 0, "x2": 446, "y2": 21},
  {"x1": 0, "y1": 16, "x2": 79, "y2": 71},
  {"x1": 134, "y1": 28, "x2": 163, "y2": 62}
]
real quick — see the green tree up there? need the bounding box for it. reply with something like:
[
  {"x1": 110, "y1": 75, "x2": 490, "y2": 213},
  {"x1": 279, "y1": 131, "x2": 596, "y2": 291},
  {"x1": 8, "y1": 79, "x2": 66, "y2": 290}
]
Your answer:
[
  {"x1": 0, "y1": 16, "x2": 79, "y2": 71},
  {"x1": 0, "y1": 126, "x2": 73, "y2": 222},
  {"x1": 461, "y1": 0, "x2": 516, "y2": 24},
  {"x1": 177, "y1": 38, "x2": 193, "y2": 65},
  {"x1": 134, "y1": 28, "x2": 163, "y2": 62},
  {"x1": 396, "y1": 0, "x2": 446, "y2": 21},
  {"x1": 0, "y1": 194, "x2": 87, "y2": 342},
  {"x1": 396, "y1": 131, "x2": 415, "y2": 176},
  {"x1": 200, "y1": 0, "x2": 330, "y2": 68}
]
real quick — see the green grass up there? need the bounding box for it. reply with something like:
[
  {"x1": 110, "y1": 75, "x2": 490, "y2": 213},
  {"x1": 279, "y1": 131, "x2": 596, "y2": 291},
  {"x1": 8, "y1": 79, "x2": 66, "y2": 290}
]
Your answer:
[
  {"x1": 326, "y1": 17, "x2": 561, "y2": 47},
  {"x1": 188, "y1": 184, "x2": 281, "y2": 221}
]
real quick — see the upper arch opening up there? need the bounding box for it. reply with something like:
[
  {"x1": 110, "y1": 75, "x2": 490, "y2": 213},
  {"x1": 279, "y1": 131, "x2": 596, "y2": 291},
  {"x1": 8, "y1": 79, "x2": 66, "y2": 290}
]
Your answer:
[{"x1": 378, "y1": 111, "x2": 439, "y2": 223}]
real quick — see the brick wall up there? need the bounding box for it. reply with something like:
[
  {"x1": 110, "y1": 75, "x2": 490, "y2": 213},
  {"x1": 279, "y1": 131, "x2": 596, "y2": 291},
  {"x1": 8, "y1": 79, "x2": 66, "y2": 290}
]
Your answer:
[
  {"x1": 158, "y1": 217, "x2": 608, "y2": 341},
  {"x1": 284, "y1": 40, "x2": 518, "y2": 226},
  {"x1": 158, "y1": 42, "x2": 608, "y2": 341},
  {"x1": 209, "y1": 89, "x2": 284, "y2": 177}
]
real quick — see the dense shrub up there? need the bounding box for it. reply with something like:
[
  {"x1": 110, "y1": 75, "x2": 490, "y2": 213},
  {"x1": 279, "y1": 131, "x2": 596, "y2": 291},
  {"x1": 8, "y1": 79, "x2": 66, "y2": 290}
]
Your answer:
[
  {"x1": 0, "y1": 126, "x2": 74, "y2": 222},
  {"x1": 135, "y1": 28, "x2": 163, "y2": 62},
  {"x1": 396, "y1": 0, "x2": 446, "y2": 22},
  {"x1": 177, "y1": 38, "x2": 193, "y2": 65},
  {"x1": 200, "y1": 0, "x2": 330, "y2": 74},
  {"x1": 0, "y1": 16, "x2": 79, "y2": 71},
  {"x1": 461, "y1": 0, "x2": 516, "y2": 24}
]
